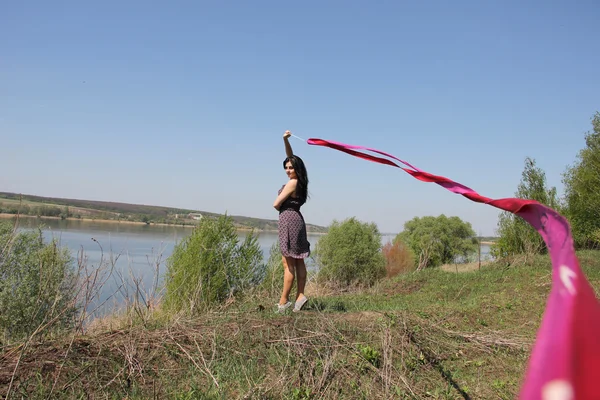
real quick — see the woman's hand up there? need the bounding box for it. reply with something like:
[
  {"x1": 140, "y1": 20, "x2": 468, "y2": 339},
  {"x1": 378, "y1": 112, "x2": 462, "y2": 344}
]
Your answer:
[{"x1": 283, "y1": 130, "x2": 292, "y2": 140}]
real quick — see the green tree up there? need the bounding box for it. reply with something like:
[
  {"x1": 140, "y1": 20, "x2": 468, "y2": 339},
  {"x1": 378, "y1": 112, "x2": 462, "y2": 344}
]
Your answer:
[
  {"x1": 492, "y1": 157, "x2": 559, "y2": 258},
  {"x1": 315, "y1": 218, "x2": 385, "y2": 287},
  {"x1": 563, "y1": 112, "x2": 600, "y2": 248},
  {"x1": 37, "y1": 205, "x2": 61, "y2": 217},
  {"x1": 59, "y1": 206, "x2": 70, "y2": 220},
  {"x1": 0, "y1": 222, "x2": 77, "y2": 341},
  {"x1": 163, "y1": 215, "x2": 264, "y2": 314},
  {"x1": 397, "y1": 215, "x2": 477, "y2": 269}
]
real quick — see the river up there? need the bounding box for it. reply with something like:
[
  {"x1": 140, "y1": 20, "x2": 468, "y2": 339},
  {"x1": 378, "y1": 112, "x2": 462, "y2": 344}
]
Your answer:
[{"x1": 8, "y1": 217, "x2": 488, "y2": 316}]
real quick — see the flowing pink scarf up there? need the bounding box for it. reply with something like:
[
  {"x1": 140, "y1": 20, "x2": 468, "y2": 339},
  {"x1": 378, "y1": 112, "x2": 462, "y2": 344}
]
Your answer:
[{"x1": 307, "y1": 137, "x2": 600, "y2": 400}]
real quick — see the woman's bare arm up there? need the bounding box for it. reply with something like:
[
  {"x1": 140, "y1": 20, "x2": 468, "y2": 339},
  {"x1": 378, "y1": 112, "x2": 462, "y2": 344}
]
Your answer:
[
  {"x1": 283, "y1": 130, "x2": 293, "y2": 157},
  {"x1": 273, "y1": 179, "x2": 297, "y2": 210}
]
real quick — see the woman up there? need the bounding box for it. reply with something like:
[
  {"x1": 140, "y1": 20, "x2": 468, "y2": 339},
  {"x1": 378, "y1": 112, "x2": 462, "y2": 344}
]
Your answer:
[{"x1": 273, "y1": 130, "x2": 310, "y2": 313}]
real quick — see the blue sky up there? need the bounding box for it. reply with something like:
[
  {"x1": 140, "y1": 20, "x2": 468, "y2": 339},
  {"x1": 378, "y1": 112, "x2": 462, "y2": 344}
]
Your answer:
[{"x1": 1, "y1": 1, "x2": 598, "y2": 236}]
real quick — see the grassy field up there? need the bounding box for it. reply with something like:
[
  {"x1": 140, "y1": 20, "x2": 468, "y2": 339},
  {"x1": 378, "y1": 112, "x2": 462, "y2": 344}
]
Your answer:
[{"x1": 1, "y1": 252, "x2": 599, "y2": 399}]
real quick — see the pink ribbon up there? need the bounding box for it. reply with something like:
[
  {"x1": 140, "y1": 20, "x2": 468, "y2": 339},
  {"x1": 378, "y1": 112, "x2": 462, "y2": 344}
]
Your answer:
[{"x1": 307, "y1": 137, "x2": 600, "y2": 399}]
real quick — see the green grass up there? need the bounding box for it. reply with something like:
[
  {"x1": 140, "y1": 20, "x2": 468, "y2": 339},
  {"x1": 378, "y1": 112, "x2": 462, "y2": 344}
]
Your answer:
[{"x1": 1, "y1": 251, "x2": 599, "y2": 399}]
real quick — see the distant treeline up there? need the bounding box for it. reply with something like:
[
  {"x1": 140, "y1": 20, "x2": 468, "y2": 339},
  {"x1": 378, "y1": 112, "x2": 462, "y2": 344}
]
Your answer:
[
  {"x1": 0, "y1": 192, "x2": 200, "y2": 218},
  {"x1": 0, "y1": 203, "x2": 69, "y2": 218},
  {"x1": 477, "y1": 236, "x2": 498, "y2": 242},
  {"x1": 0, "y1": 192, "x2": 328, "y2": 232},
  {"x1": 0, "y1": 201, "x2": 150, "y2": 222}
]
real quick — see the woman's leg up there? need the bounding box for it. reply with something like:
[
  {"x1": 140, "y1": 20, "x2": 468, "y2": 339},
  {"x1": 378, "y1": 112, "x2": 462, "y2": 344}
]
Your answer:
[
  {"x1": 279, "y1": 256, "x2": 296, "y2": 305},
  {"x1": 295, "y1": 258, "x2": 307, "y2": 302}
]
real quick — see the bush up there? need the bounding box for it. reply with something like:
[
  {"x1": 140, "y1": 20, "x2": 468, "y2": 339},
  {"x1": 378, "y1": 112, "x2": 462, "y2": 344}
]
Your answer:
[
  {"x1": 260, "y1": 242, "x2": 284, "y2": 297},
  {"x1": 315, "y1": 218, "x2": 385, "y2": 287},
  {"x1": 0, "y1": 222, "x2": 77, "y2": 342},
  {"x1": 163, "y1": 215, "x2": 264, "y2": 314},
  {"x1": 397, "y1": 215, "x2": 477, "y2": 269},
  {"x1": 382, "y1": 239, "x2": 415, "y2": 277}
]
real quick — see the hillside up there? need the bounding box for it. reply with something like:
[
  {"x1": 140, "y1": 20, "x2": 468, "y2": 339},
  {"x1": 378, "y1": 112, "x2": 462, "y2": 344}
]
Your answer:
[{"x1": 0, "y1": 192, "x2": 328, "y2": 233}]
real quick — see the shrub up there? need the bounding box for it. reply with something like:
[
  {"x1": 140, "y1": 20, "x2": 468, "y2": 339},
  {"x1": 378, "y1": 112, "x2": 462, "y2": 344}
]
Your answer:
[
  {"x1": 0, "y1": 222, "x2": 77, "y2": 342},
  {"x1": 397, "y1": 215, "x2": 477, "y2": 269},
  {"x1": 315, "y1": 218, "x2": 385, "y2": 287},
  {"x1": 163, "y1": 215, "x2": 264, "y2": 314},
  {"x1": 382, "y1": 239, "x2": 415, "y2": 277},
  {"x1": 260, "y1": 242, "x2": 284, "y2": 297}
]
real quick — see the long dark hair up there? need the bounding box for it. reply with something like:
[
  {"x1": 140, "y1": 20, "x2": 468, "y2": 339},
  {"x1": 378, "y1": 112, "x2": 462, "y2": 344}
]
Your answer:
[{"x1": 283, "y1": 155, "x2": 309, "y2": 203}]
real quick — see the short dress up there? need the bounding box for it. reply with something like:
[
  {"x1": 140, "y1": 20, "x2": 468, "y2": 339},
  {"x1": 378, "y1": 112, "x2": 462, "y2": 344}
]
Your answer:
[{"x1": 278, "y1": 185, "x2": 310, "y2": 259}]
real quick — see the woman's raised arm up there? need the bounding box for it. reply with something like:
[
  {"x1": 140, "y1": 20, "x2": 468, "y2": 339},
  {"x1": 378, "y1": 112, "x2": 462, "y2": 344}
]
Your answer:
[{"x1": 283, "y1": 130, "x2": 293, "y2": 157}]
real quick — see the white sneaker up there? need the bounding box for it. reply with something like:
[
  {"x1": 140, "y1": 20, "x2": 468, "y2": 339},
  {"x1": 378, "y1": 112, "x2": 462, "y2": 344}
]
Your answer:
[
  {"x1": 276, "y1": 301, "x2": 292, "y2": 314},
  {"x1": 293, "y1": 296, "x2": 308, "y2": 312}
]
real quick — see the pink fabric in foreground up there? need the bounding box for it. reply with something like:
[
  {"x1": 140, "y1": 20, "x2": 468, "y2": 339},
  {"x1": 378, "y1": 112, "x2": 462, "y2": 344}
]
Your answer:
[{"x1": 307, "y1": 137, "x2": 600, "y2": 399}]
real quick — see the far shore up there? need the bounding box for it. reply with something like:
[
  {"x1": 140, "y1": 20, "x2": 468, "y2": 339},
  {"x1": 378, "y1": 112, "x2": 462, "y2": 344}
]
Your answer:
[
  {"x1": 0, "y1": 213, "x2": 195, "y2": 228},
  {"x1": 0, "y1": 213, "x2": 327, "y2": 234},
  {"x1": 0, "y1": 214, "x2": 489, "y2": 238}
]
